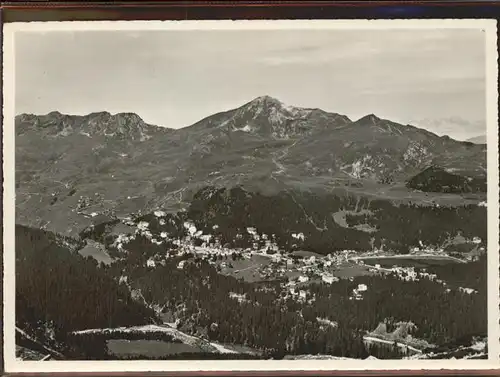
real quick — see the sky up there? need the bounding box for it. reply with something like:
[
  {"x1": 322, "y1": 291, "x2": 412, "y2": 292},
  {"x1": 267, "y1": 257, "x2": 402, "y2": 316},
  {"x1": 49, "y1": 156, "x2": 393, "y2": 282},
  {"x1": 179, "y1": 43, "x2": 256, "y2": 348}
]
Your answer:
[{"x1": 15, "y1": 28, "x2": 487, "y2": 140}]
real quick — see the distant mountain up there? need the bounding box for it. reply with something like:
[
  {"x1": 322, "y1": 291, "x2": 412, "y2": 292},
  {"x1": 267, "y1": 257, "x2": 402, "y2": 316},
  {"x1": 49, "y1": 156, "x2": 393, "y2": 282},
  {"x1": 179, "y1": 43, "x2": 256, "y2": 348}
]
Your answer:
[
  {"x1": 466, "y1": 135, "x2": 487, "y2": 144},
  {"x1": 408, "y1": 117, "x2": 486, "y2": 143},
  {"x1": 15, "y1": 96, "x2": 486, "y2": 236}
]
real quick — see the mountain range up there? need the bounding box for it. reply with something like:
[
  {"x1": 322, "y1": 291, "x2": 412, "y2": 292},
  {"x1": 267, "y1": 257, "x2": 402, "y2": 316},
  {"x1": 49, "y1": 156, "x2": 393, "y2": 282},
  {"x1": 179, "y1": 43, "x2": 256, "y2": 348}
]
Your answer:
[{"x1": 15, "y1": 95, "x2": 486, "y2": 236}]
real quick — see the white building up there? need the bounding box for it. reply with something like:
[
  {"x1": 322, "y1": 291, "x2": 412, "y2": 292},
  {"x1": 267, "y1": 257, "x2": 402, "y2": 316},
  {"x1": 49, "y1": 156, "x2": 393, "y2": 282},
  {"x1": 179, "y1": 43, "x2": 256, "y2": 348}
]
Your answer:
[
  {"x1": 298, "y1": 275, "x2": 309, "y2": 283},
  {"x1": 472, "y1": 237, "x2": 482, "y2": 244},
  {"x1": 137, "y1": 221, "x2": 149, "y2": 231},
  {"x1": 321, "y1": 273, "x2": 338, "y2": 284},
  {"x1": 357, "y1": 284, "x2": 368, "y2": 292}
]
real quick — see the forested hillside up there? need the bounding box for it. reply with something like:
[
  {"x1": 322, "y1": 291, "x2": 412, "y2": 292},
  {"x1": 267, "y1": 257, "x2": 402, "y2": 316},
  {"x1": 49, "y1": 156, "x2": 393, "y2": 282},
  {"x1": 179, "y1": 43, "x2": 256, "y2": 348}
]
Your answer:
[
  {"x1": 406, "y1": 166, "x2": 487, "y2": 193},
  {"x1": 99, "y1": 242, "x2": 488, "y2": 358},
  {"x1": 186, "y1": 186, "x2": 486, "y2": 255},
  {"x1": 15, "y1": 215, "x2": 487, "y2": 360},
  {"x1": 15, "y1": 225, "x2": 155, "y2": 355}
]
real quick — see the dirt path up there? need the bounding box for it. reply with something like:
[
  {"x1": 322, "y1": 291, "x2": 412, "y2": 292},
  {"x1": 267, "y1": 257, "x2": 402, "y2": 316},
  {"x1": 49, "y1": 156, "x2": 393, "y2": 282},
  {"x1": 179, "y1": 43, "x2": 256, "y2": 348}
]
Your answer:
[
  {"x1": 289, "y1": 193, "x2": 328, "y2": 232},
  {"x1": 233, "y1": 264, "x2": 258, "y2": 273},
  {"x1": 271, "y1": 139, "x2": 299, "y2": 176}
]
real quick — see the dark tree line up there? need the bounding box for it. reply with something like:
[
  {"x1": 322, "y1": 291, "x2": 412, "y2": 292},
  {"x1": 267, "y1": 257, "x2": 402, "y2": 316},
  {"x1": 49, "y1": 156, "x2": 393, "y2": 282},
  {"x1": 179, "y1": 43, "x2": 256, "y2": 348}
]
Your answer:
[
  {"x1": 185, "y1": 186, "x2": 486, "y2": 255},
  {"x1": 80, "y1": 186, "x2": 486, "y2": 258},
  {"x1": 406, "y1": 166, "x2": 486, "y2": 193},
  {"x1": 16, "y1": 222, "x2": 486, "y2": 359}
]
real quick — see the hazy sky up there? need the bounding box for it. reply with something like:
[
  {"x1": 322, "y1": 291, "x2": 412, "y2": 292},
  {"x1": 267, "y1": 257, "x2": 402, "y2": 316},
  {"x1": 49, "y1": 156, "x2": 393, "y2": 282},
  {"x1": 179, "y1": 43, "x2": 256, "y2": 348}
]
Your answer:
[{"x1": 15, "y1": 28, "x2": 487, "y2": 139}]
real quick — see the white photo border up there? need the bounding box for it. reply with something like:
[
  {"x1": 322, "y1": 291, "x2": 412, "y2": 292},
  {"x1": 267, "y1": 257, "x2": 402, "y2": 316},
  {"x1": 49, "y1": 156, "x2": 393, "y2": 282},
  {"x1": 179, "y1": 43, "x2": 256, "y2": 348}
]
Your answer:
[{"x1": 2, "y1": 19, "x2": 499, "y2": 373}]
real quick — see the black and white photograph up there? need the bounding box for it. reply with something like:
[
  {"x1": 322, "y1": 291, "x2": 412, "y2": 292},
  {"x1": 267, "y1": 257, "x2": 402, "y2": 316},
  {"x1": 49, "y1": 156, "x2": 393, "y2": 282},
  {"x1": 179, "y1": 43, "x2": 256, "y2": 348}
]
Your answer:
[{"x1": 3, "y1": 19, "x2": 499, "y2": 372}]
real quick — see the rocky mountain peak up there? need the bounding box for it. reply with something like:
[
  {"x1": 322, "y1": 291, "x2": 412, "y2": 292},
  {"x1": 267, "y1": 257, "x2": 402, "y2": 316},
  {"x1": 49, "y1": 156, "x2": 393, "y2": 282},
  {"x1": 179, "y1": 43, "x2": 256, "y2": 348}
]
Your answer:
[
  {"x1": 15, "y1": 110, "x2": 170, "y2": 141},
  {"x1": 83, "y1": 112, "x2": 159, "y2": 140},
  {"x1": 240, "y1": 95, "x2": 287, "y2": 116},
  {"x1": 216, "y1": 96, "x2": 350, "y2": 139}
]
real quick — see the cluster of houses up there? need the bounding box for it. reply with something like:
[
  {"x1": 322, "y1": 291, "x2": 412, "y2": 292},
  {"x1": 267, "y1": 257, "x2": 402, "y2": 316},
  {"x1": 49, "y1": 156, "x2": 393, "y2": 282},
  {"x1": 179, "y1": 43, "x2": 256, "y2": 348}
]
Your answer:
[
  {"x1": 350, "y1": 283, "x2": 368, "y2": 301},
  {"x1": 105, "y1": 210, "x2": 482, "y2": 301},
  {"x1": 76, "y1": 193, "x2": 104, "y2": 211},
  {"x1": 112, "y1": 214, "x2": 375, "y2": 289}
]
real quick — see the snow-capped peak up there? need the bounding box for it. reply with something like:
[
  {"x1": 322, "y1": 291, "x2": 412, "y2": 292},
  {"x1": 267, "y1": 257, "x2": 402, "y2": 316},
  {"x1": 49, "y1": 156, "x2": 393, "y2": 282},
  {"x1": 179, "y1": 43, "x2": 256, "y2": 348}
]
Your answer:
[{"x1": 207, "y1": 95, "x2": 351, "y2": 139}]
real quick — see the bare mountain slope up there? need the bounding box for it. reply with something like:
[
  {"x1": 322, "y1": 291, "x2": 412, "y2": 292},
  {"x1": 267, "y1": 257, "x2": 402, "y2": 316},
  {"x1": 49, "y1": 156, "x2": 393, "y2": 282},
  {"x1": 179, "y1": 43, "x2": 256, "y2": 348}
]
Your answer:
[{"x1": 15, "y1": 96, "x2": 486, "y2": 236}]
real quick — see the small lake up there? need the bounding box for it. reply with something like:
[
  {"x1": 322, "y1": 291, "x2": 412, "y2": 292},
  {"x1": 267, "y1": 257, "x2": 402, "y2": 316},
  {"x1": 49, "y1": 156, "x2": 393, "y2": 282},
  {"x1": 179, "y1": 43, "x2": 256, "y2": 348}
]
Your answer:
[
  {"x1": 107, "y1": 339, "x2": 201, "y2": 357},
  {"x1": 359, "y1": 256, "x2": 464, "y2": 268},
  {"x1": 78, "y1": 242, "x2": 113, "y2": 265}
]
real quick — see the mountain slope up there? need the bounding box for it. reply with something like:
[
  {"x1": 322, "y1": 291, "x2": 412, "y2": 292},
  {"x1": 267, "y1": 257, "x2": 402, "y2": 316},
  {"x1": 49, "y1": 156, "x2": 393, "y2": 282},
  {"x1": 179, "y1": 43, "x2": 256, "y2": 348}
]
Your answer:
[
  {"x1": 15, "y1": 96, "x2": 486, "y2": 236},
  {"x1": 186, "y1": 95, "x2": 351, "y2": 139},
  {"x1": 15, "y1": 225, "x2": 156, "y2": 358},
  {"x1": 282, "y1": 114, "x2": 485, "y2": 182}
]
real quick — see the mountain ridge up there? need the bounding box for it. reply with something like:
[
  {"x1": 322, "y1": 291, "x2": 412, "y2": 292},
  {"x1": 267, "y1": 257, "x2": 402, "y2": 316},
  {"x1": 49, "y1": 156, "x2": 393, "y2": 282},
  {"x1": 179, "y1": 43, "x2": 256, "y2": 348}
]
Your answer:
[
  {"x1": 15, "y1": 95, "x2": 487, "y2": 236},
  {"x1": 16, "y1": 96, "x2": 479, "y2": 144}
]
